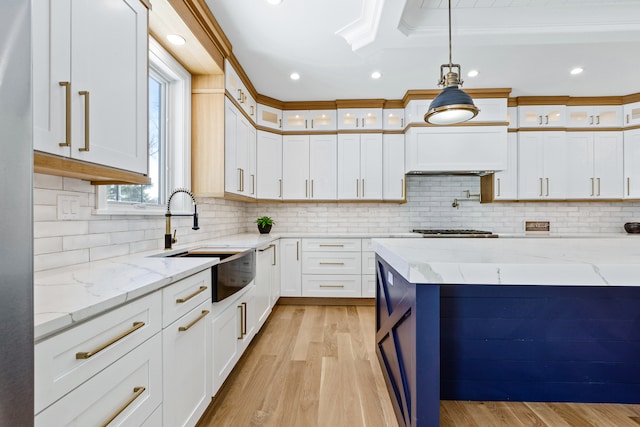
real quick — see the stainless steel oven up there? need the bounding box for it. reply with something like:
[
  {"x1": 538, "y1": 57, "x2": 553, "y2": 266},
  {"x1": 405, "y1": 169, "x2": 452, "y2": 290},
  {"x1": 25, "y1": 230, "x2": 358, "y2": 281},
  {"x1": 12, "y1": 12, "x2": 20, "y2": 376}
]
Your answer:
[{"x1": 171, "y1": 248, "x2": 256, "y2": 302}]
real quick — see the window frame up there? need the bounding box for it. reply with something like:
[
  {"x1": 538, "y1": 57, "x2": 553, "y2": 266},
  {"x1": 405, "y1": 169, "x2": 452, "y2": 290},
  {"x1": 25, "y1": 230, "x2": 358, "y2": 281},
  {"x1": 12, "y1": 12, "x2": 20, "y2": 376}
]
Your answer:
[{"x1": 96, "y1": 37, "x2": 192, "y2": 215}]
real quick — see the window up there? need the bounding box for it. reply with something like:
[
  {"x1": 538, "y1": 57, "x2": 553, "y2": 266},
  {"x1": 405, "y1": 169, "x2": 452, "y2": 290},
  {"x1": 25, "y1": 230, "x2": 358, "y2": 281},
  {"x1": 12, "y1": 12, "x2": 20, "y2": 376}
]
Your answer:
[{"x1": 97, "y1": 37, "x2": 191, "y2": 214}]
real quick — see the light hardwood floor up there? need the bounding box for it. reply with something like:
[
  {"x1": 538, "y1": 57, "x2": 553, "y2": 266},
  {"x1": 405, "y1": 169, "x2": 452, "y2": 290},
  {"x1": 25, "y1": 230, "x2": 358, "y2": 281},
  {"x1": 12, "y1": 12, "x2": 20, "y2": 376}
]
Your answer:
[{"x1": 198, "y1": 304, "x2": 640, "y2": 427}]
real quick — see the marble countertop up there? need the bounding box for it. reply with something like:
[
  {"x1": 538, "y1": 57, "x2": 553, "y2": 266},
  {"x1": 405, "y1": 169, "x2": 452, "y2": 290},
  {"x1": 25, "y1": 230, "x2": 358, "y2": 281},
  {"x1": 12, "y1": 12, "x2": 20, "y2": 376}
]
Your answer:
[{"x1": 372, "y1": 237, "x2": 640, "y2": 287}]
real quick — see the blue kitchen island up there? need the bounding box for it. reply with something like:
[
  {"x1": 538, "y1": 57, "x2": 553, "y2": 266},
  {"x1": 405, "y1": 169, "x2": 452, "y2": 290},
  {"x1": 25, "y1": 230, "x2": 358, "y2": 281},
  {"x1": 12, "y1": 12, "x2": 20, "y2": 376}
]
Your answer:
[{"x1": 373, "y1": 237, "x2": 640, "y2": 427}]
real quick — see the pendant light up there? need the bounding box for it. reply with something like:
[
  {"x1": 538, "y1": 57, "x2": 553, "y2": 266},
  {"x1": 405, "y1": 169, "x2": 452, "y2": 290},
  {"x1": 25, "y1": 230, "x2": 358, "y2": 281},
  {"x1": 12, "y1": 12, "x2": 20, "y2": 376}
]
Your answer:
[{"x1": 424, "y1": 0, "x2": 479, "y2": 125}]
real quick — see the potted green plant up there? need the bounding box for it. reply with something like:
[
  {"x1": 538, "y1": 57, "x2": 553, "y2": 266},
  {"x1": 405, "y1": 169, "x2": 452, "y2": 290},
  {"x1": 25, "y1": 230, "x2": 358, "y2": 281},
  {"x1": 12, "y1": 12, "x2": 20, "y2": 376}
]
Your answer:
[{"x1": 256, "y1": 216, "x2": 275, "y2": 234}]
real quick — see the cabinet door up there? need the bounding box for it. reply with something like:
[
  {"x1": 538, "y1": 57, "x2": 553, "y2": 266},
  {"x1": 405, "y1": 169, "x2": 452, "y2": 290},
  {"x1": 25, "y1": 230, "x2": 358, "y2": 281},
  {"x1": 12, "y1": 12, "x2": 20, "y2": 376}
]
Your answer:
[
  {"x1": 211, "y1": 302, "x2": 241, "y2": 395},
  {"x1": 494, "y1": 133, "x2": 518, "y2": 200},
  {"x1": 32, "y1": 0, "x2": 71, "y2": 157},
  {"x1": 624, "y1": 129, "x2": 640, "y2": 198},
  {"x1": 383, "y1": 109, "x2": 405, "y2": 130},
  {"x1": 282, "y1": 110, "x2": 309, "y2": 131},
  {"x1": 247, "y1": 123, "x2": 257, "y2": 198},
  {"x1": 338, "y1": 108, "x2": 383, "y2": 130},
  {"x1": 282, "y1": 135, "x2": 310, "y2": 199},
  {"x1": 594, "y1": 132, "x2": 623, "y2": 198},
  {"x1": 162, "y1": 301, "x2": 211, "y2": 427},
  {"x1": 360, "y1": 133, "x2": 383, "y2": 199},
  {"x1": 566, "y1": 133, "x2": 595, "y2": 198},
  {"x1": 568, "y1": 106, "x2": 622, "y2": 128},
  {"x1": 542, "y1": 132, "x2": 568, "y2": 199},
  {"x1": 257, "y1": 104, "x2": 282, "y2": 130},
  {"x1": 256, "y1": 245, "x2": 274, "y2": 330},
  {"x1": 517, "y1": 133, "x2": 545, "y2": 199},
  {"x1": 309, "y1": 135, "x2": 337, "y2": 199},
  {"x1": 225, "y1": 99, "x2": 241, "y2": 194},
  {"x1": 308, "y1": 110, "x2": 337, "y2": 131},
  {"x1": 270, "y1": 241, "x2": 281, "y2": 306},
  {"x1": 280, "y1": 239, "x2": 302, "y2": 297},
  {"x1": 236, "y1": 115, "x2": 250, "y2": 196},
  {"x1": 624, "y1": 102, "x2": 640, "y2": 127},
  {"x1": 257, "y1": 131, "x2": 283, "y2": 200},
  {"x1": 337, "y1": 134, "x2": 361, "y2": 199},
  {"x1": 383, "y1": 134, "x2": 405, "y2": 200},
  {"x1": 518, "y1": 106, "x2": 565, "y2": 128},
  {"x1": 72, "y1": 0, "x2": 148, "y2": 173}
]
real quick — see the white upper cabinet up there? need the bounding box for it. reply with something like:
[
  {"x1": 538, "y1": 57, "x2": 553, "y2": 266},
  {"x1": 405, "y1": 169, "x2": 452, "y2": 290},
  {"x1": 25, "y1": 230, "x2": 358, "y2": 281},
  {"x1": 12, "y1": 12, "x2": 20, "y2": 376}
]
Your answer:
[
  {"x1": 517, "y1": 132, "x2": 567, "y2": 199},
  {"x1": 383, "y1": 109, "x2": 405, "y2": 130},
  {"x1": 282, "y1": 135, "x2": 337, "y2": 200},
  {"x1": 33, "y1": 0, "x2": 148, "y2": 174},
  {"x1": 518, "y1": 106, "x2": 566, "y2": 128},
  {"x1": 494, "y1": 133, "x2": 518, "y2": 200},
  {"x1": 282, "y1": 110, "x2": 337, "y2": 131},
  {"x1": 507, "y1": 107, "x2": 518, "y2": 129},
  {"x1": 624, "y1": 101, "x2": 640, "y2": 127},
  {"x1": 382, "y1": 134, "x2": 406, "y2": 201},
  {"x1": 256, "y1": 131, "x2": 283, "y2": 200},
  {"x1": 468, "y1": 98, "x2": 508, "y2": 123},
  {"x1": 623, "y1": 129, "x2": 640, "y2": 198},
  {"x1": 337, "y1": 108, "x2": 383, "y2": 130},
  {"x1": 404, "y1": 100, "x2": 432, "y2": 125},
  {"x1": 225, "y1": 98, "x2": 256, "y2": 198},
  {"x1": 337, "y1": 134, "x2": 383, "y2": 200},
  {"x1": 566, "y1": 132, "x2": 623, "y2": 198},
  {"x1": 225, "y1": 60, "x2": 256, "y2": 120},
  {"x1": 567, "y1": 106, "x2": 623, "y2": 128},
  {"x1": 257, "y1": 104, "x2": 282, "y2": 130}
]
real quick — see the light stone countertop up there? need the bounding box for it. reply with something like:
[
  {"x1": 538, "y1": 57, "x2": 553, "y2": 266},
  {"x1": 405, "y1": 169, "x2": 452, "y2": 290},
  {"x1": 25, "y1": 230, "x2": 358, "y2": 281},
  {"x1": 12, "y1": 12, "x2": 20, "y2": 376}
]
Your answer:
[{"x1": 372, "y1": 237, "x2": 640, "y2": 287}]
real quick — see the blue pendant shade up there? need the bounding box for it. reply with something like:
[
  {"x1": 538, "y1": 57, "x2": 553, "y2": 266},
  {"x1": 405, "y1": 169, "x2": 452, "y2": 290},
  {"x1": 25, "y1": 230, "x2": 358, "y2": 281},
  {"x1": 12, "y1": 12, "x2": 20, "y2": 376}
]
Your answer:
[{"x1": 424, "y1": 85, "x2": 479, "y2": 125}]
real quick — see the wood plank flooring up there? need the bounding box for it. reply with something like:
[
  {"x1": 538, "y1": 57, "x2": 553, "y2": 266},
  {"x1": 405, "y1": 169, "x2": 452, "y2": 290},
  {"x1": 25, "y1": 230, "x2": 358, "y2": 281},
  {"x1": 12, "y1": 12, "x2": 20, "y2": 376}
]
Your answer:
[{"x1": 198, "y1": 304, "x2": 640, "y2": 427}]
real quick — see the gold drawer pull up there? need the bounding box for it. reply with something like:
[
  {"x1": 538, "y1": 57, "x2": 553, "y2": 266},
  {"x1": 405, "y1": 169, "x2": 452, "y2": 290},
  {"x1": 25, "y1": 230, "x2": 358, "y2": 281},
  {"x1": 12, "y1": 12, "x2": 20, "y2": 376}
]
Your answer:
[
  {"x1": 318, "y1": 244, "x2": 344, "y2": 247},
  {"x1": 319, "y1": 262, "x2": 345, "y2": 265},
  {"x1": 78, "y1": 90, "x2": 90, "y2": 152},
  {"x1": 58, "y1": 81, "x2": 71, "y2": 147},
  {"x1": 178, "y1": 310, "x2": 210, "y2": 332},
  {"x1": 176, "y1": 286, "x2": 208, "y2": 303},
  {"x1": 319, "y1": 284, "x2": 345, "y2": 288},
  {"x1": 76, "y1": 322, "x2": 145, "y2": 360},
  {"x1": 100, "y1": 386, "x2": 145, "y2": 427}
]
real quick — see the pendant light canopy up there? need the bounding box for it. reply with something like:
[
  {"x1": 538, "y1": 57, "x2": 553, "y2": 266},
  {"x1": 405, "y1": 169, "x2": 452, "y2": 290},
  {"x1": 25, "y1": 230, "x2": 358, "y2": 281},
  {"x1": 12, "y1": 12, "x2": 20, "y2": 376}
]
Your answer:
[{"x1": 424, "y1": 0, "x2": 479, "y2": 125}]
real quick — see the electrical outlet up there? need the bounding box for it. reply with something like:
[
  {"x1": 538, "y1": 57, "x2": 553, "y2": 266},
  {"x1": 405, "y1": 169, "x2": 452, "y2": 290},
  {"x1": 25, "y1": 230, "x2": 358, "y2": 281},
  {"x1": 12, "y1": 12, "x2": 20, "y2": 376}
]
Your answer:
[{"x1": 57, "y1": 195, "x2": 80, "y2": 220}]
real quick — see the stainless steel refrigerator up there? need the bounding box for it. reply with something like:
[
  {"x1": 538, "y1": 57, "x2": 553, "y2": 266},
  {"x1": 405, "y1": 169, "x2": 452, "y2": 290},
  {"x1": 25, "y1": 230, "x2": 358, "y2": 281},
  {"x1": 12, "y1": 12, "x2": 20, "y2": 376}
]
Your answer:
[{"x1": 0, "y1": 1, "x2": 34, "y2": 425}]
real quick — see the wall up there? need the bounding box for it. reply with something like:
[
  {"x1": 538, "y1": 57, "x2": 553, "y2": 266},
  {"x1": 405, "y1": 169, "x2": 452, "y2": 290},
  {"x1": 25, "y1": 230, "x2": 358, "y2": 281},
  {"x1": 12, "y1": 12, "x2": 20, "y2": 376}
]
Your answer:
[{"x1": 35, "y1": 174, "x2": 640, "y2": 272}]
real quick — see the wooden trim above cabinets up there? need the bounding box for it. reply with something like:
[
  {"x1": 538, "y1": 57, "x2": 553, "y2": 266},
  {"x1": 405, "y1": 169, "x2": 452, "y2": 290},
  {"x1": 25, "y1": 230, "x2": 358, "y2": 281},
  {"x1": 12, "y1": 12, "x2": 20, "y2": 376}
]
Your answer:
[
  {"x1": 623, "y1": 92, "x2": 640, "y2": 104},
  {"x1": 384, "y1": 100, "x2": 404, "y2": 109},
  {"x1": 282, "y1": 100, "x2": 339, "y2": 110},
  {"x1": 513, "y1": 96, "x2": 571, "y2": 106},
  {"x1": 139, "y1": 0, "x2": 151, "y2": 9},
  {"x1": 403, "y1": 88, "x2": 511, "y2": 105},
  {"x1": 255, "y1": 94, "x2": 285, "y2": 110},
  {"x1": 227, "y1": 54, "x2": 258, "y2": 100},
  {"x1": 335, "y1": 99, "x2": 386, "y2": 109},
  {"x1": 406, "y1": 121, "x2": 509, "y2": 129},
  {"x1": 34, "y1": 152, "x2": 150, "y2": 185},
  {"x1": 566, "y1": 96, "x2": 624, "y2": 106}
]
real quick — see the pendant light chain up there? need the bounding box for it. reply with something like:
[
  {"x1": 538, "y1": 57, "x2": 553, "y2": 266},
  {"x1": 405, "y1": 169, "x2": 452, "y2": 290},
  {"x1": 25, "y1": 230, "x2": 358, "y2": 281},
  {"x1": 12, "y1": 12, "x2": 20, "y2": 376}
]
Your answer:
[{"x1": 448, "y1": 0, "x2": 452, "y2": 69}]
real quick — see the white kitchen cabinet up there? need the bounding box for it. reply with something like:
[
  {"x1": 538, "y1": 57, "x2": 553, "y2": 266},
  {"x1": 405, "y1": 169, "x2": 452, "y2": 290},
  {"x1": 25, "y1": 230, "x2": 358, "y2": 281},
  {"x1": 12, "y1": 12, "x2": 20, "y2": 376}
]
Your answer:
[
  {"x1": 507, "y1": 106, "x2": 518, "y2": 129},
  {"x1": 623, "y1": 128, "x2": 640, "y2": 198},
  {"x1": 337, "y1": 133, "x2": 383, "y2": 200},
  {"x1": 257, "y1": 104, "x2": 282, "y2": 130},
  {"x1": 32, "y1": 0, "x2": 148, "y2": 174},
  {"x1": 468, "y1": 98, "x2": 508, "y2": 123},
  {"x1": 161, "y1": 270, "x2": 212, "y2": 427},
  {"x1": 256, "y1": 131, "x2": 283, "y2": 200},
  {"x1": 282, "y1": 134, "x2": 337, "y2": 200},
  {"x1": 382, "y1": 134, "x2": 406, "y2": 200},
  {"x1": 270, "y1": 240, "x2": 281, "y2": 306},
  {"x1": 302, "y1": 275, "x2": 362, "y2": 298},
  {"x1": 256, "y1": 244, "x2": 275, "y2": 329},
  {"x1": 337, "y1": 108, "x2": 383, "y2": 130},
  {"x1": 567, "y1": 106, "x2": 623, "y2": 128},
  {"x1": 36, "y1": 334, "x2": 162, "y2": 427},
  {"x1": 518, "y1": 105, "x2": 566, "y2": 128},
  {"x1": 225, "y1": 60, "x2": 256, "y2": 120},
  {"x1": 301, "y1": 238, "x2": 362, "y2": 298},
  {"x1": 162, "y1": 300, "x2": 211, "y2": 427},
  {"x1": 624, "y1": 101, "x2": 640, "y2": 127},
  {"x1": 211, "y1": 285, "x2": 256, "y2": 396},
  {"x1": 280, "y1": 238, "x2": 302, "y2": 297},
  {"x1": 283, "y1": 110, "x2": 337, "y2": 131},
  {"x1": 404, "y1": 99, "x2": 431, "y2": 125},
  {"x1": 566, "y1": 132, "x2": 623, "y2": 199},
  {"x1": 361, "y1": 239, "x2": 376, "y2": 298},
  {"x1": 405, "y1": 126, "x2": 507, "y2": 173},
  {"x1": 225, "y1": 98, "x2": 257, "y2": 198},
  {"x1": 494, "y1": 133, "x2": 518, "y2": 200},
  {"x1": 383, "y1": 109, "x2": 405, "y2": 130},
  {"x1": 517, "y1": 132, "x2": 567, "y2": 199}
]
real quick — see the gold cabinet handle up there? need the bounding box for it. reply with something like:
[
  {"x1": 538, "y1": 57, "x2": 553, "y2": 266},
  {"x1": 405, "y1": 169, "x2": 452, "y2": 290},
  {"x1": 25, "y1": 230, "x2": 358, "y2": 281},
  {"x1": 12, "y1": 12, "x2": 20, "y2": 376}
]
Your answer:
[
  {"x1": 401, "y1": 178, "x2": 404, "y2": 198},
  {"x1": 590, "y1": 177, "x2": 595, "y2": 196},
  {"x1": 311, "y1": 119, "x2": 314, "y2": 129},
  {"x1": 546, "y1": 177, "x2": 550, "y2": 196},
  {"x1": 545, "y1": 115, "x2": 549, "y2": 125},
  {"x1": 362, "y1": 179, "x2": 365, "y2": 197},
  {"x1": 401, "y1": 118, "x2": 404, "y2": 128},
  {"x1": 628, "y1": 177, "x2": 631, "y2": 196},
  {"x1": 178, "y1": 310, "x2": 209, "y2": 332},
  {"x1": 237, "y1": 305, "x2": 243, "y2": 339},
  {"x1": 305, "y1": 119, "x2": 308, "y2": 129},
  {"x1": 356, "y1": 179, "x2": 359, "y2": 197},
  {"x1": 596, "y1": 115, "x2": 600, "y2": 125},
  {"x1": 627, "y1": 114, "x2": 630, "y2": 124},
  {"x1": 250, "y1": 105, "x2": 254, "y2": 116},
  {"x1": 237, "y1": 89, "x2": 242, "y2": 102},
  {"x1": 176, "y1": 285, "x2": 207, "y2": 303},
  {"x1": 237, "y1": 168, "x2": 242, "y2": 192},
  {"x1": 100, "y1": 386, "x2": 146, "y2": 427},
  {"x1": 296, "y1": 240, "x2": 299, "y2": 260},
  {"x1": 252, "y1": 174, "x2": 255, "y2": 195},
  {"x1": 58, "y1": 82, "x2": 71, "y2": 147},
  {"x1": 311, "y1": 179, "x2": 314, "y2": 198},
  {"x1": 319, "y1": 262, "x2": 345, "y2": 265},
  {"x1": 269, "y1": 244, "x2": 276, "y2": 265},
  {"x1": 539, "y1": 177, "x2": 543, "y2": 196},
  {"x1": 279, "y1": 118, "x2": 282, "y2": 128},
  {"x1": 497, "y1": 178, "x2": 501, "y2": 197},
  {"x1": 538, "y1": 115, "x2": 542, "y2": 125},
  {"x1": 597, "y1": 177, "x2": 601, "y2": 196},
  {"x1": 319, "y1": 244, "x2": 344, "y2": 247},
  {"x1": 589, "y1": 115, "x2": 594, "y2": 125},
  {"x1": 305, "y1": 179, "x2": 308, "y2": 198},
  {"x1": 78, "y1": 90, "x2": 90, "y2": 152},
  {"x1": 76, "y1": 321, "x2": 145, "y2": 359},
  {"x1": 241, "y1": 302, "x2": 247, "y2": 336},
  {"x1": 279, "y1": 179, "x2": 283, "y2": 198},
  {"x1": 319, "y1": 284, "x2": 345, "y2": 288}
]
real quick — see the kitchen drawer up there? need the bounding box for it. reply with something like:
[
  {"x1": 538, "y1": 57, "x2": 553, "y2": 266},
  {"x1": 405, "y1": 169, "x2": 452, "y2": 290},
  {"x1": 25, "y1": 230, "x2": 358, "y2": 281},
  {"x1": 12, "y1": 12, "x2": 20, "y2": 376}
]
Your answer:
[
  {"x1": 302, "y1": 274, "x2": 362, "y2": 297},
  {"x1": 362, "y1": 274, "x2": 376, "y2": 298},
  {"x1": 302, "y1": 252, "x2": 361, "y2": 275},
  {"x1": 35, "y1": 291, "x2": 162, "y2": 414},
  {"x1": 362, "y1": 251, "x2": 376, "y2": 275},
  {"x1": 35, "y1": 333, "x2": 162, "y2": 426},
  {"x1": 302, "y1": 238, "x2": 361, "y2": 252},
  {"x1": 162, "y1": 269, "x2": 211, "y2": 327}
]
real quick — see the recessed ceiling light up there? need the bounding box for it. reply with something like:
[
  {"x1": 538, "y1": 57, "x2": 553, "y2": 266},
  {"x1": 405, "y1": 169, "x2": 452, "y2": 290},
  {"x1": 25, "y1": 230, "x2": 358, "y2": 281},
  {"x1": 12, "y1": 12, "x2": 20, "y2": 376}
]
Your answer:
[
  {"x1": 166, "y1": 34, "x2": 186, "y2": 46},
  {"x1": 266, "y1": 0, "x2": 283, "y2": 5},
  {"x1": 570, "y1": 67, "x2": 584, "y2": 75},
  {"x1": 290, "y1": 72, "x2": 300, "y2": 80},
  {"x1": 467, "y1": 70, "x2": 479, "y2": 78},
  {"x1": 371, "y1": 71, "x2": 382, "y2": 79}
]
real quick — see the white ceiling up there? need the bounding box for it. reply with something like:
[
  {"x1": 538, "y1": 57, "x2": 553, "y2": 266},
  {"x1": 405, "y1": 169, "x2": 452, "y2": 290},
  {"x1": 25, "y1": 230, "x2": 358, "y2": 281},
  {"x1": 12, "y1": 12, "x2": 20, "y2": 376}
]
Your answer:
[{"x1": 204, "y1": 0, "x2": 640, "y2": 102}]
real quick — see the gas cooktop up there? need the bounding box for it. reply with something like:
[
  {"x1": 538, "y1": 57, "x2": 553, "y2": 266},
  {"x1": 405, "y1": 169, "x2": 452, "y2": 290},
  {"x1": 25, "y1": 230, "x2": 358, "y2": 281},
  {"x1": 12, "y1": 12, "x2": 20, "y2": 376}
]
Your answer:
[{"x1": 412, "y1": 229, "x2": 498, "y2": 238}]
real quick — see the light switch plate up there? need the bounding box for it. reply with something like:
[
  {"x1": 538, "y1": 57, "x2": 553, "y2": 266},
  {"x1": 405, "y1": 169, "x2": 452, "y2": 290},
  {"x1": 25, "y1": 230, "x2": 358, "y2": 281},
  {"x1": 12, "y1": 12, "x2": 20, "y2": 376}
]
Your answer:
[{"x1": 57, "y1": 195, "x2": 80, "y2": 220}]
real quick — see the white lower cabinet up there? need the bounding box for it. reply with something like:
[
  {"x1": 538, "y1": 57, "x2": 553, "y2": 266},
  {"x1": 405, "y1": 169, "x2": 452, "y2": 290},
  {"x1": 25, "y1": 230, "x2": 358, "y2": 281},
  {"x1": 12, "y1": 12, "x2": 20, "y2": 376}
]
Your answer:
[
  {"x1": 270, "y1": 240, "x2": 281, "y2": 306},
  {"x1": 280, "y1": 238, "x2": 302, "y2": 296},
  {"x1": 36, "y1": 333, "x2": 162, "y2": 427},
  {"x1": 302, "y1": 274, "x2": 362, "y2": 297},
  {"x1": 211, "y1": 285, "x2": 256, "y2": 396},
  {"x1": 301, "y1": 238, "x2": 363, "y2": 297},
  {"x1": 256, "y1": 244, "x2": 277, "y2": 329},
  {"x1": 624, "y1": 128, "x2": 640, "y2": 198}
]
